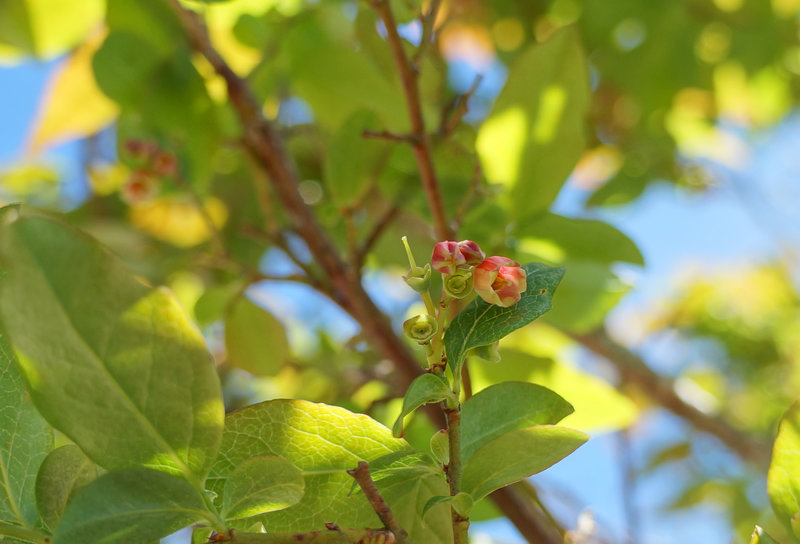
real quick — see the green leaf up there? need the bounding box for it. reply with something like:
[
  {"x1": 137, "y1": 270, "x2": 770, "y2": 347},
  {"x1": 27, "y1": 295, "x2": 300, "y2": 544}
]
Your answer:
[
  {"x1": 0, "y1": 207, "x2": 224, "y2": 482},
  {"x1": 209, "y1": 400, "x2": 410, "y2": 531},
  {"x1": 367, "y1": 451, "x2": 452, "y2": 544},
  {"x1": 444, "y1": 262, "x2": 565, "y2": 381},
  {"x1": 194, "y1": 281, "x2": 243, "y2": 326},
  {"x1": 460, "y1": 382, "x2": 574, "y2": 461},
  {"x1": 469, "y1": 350, "x2": 639, "y2": 434},
  {"x1": 35, "y1": 445, "x2": 102, "y2": 530},
  {"x1": 768, "y1": 400, "x2": 800, "y2": 540},
  {"x1": 422, "y1": 492, "x2": 473, "y2": 519},
  {"x1": 0, "y1": 0, "x2": 104, "y2": 61},
  {"x1": 0, "y1": 319, "x2": 53, "y2": 527},
  {"x1": 461, "y1": 425, "x2": 587, "y2": 501},
  {"x1": 476, "y1": 26, "x2": 589, "y2": 221},
  {"x1": 324, "y1": 109, "x2": 388, "y2": 207},
  {"x1": 222, "y1": 456, "x2": 305, "y2": 521},
  {"x1": 515, "y1": 213, "x2": 644, "y2": 266},
  {"x1": 225, "y1": 294, "x2": 289, "y2": 376},
  {"x1": 392, "y1": 374, "x2": 456, "y2": 438},
  {"x1": 750, "y1": 525, "x2": 781, "y2": 544},
  {"x1": 53, "y1": 468, "x2": 209, "y2": 544}
]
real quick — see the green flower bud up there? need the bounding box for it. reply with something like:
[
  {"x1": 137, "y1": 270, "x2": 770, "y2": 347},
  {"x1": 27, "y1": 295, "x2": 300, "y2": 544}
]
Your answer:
[
  {"x1": 403, "y1": 314, "x2": 438, "y2": 343},
  {"x1": 429, "y1": 429, "x2": 449, "y2": 465},
  {"x1": 443, "y1": 269, "x2": 473, "y2": 299},
  {"x1": 403, "y1": 263, "x2": 431, "y2": 293}
]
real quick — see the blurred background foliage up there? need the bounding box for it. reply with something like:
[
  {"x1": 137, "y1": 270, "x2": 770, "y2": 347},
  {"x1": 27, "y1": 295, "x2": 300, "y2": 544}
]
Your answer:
[{"x1": 2, "y1": 0, "x2": 800, "y2": 542}]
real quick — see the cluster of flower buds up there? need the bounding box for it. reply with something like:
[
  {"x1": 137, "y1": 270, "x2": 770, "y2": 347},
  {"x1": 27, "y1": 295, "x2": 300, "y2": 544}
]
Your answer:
[
  {"x1": 402, "y1": 237, "x2": 527, "y2": 347},
  {"x1": 432, "y1": 240, "x2": 527, "y2": 307},
  {"x1": 119, "y1": 139, "x2": 180, "y2": 203}
]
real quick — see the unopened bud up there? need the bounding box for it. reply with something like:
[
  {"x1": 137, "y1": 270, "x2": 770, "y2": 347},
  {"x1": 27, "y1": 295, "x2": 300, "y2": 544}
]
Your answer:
[
  {"x1": 152, "y1": 151, "x2": 178, "y2": 178},
  {"x1": 431, "y1": 241, "x2": 466, "y2": 274},
  {"x1": 457, "y1": 240, "x2": 485, "y2": 267},
  {"x1": 430, "y1": 429, "x2": 449, "y2": 465},
  {"x1": 474, "y1": 256, "x2": 527, "y2": 307},
  {"x1": 403, "y1": 314, "x2": 438, "y2": 344},
  {"x1": 443, "y1": 269, "x2": 473, "y2": 299},
  {"x1": 403, "y1": 263, "x2": 431, "y2": 293},
  {"x1": 468, "y1": 341, "x2": 501, "y2": 363}
]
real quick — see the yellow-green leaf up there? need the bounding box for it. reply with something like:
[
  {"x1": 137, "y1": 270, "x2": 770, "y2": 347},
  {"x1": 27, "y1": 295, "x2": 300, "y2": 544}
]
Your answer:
[{"x1": 225, "y1": 294, "x2": 289, "y2": 377}]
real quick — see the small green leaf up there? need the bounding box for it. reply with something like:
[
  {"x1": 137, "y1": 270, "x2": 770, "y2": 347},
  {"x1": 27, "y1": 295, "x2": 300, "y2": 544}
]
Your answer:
[
  {"x1": 461, "y1": 425, "x2": 587, "y2": 501},
  {"x1": 451, "y1": 492, "x2": 474, "y2": 518},
  {"x1": 35, "y1": 445, "x2": 102, "y2": 530},
  {"x1": 476, "y1": 26, "x2": 589, "y2": 221},
  {"x1": 429, "y1": 430, "x2": 449, "y2": 466},
  {"x1": 460, "y1": 382, "x2": 574, "y2": 461},
  {"x1": 325, "y1": 109, "x2": 388, "y2": 207},
  {"x1": 225, "y1": 294, "x2": 289, "y2": 376},
  {"x1": 445, "y1": 262, "x2": 564, "y2": 381},
  {"x1": 0, "y1": 207, "x2": 224, "y2": 482},
  {"x1": 222, "y1": 456, "x2": 305, "y2": 521},
  {"x1": 0, "y1": 320, "x2": 53, "y2": 528},
  {"x1": 768, "y1": 400, "x2": 800, "y2": 540},
  {"x1": 422, "y1": 495, "x2": 452, "y2": 519},
  {"x1": 392, "y1": 374, "x2": 456, "y2": 437},
  {"x1": 54, "y1": 468, "x2": 209, "y2": 544},
  {"x1": 209, "y1": 400, "x2": 410, "y2": 532},
  {"x1": 194, "y1": 281, "x2": 244, "y2": 326},
  {"x1": 750, "y1": 525, "x2": 781, "y2": 544}
]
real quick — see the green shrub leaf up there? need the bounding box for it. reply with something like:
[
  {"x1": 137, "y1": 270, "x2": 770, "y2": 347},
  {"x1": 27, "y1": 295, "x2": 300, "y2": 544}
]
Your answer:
[
  {"x1": 35, "y1": 445, "x2": 101, "y2": 530},
  {"x1": 222, "y1": 456, "x2": 305, "y2": 521},
  {"x1": 768, "y1": 400, "x2": 800, "y2": 541},
  {"x1": 392, "y1": 374, "x2": 456, "y2": 438},
  {"x1": 0, "y1": 207, "x2": 224, "y2": 482},
  {"x1": 461, "y1": 425, "x2": 587, "y2": 501},
  {"x1": 225, "y1": 294, "x2": 289, "y2": 376}
]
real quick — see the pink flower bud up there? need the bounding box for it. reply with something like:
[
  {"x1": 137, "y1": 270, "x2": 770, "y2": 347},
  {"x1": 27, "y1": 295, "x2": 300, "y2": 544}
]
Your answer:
[
  {"x1": 431, "y1": 240, "x2": 485, "y2": 274},
  {"x1": 457, "y1": 240, "x2": 485, "y2": 266},
  {"x1": 431, "y1": 241, "x2": 465, "y2": 274},
  {"x1": 473, "y1": 256, "x2": 527, "y2": 307}
]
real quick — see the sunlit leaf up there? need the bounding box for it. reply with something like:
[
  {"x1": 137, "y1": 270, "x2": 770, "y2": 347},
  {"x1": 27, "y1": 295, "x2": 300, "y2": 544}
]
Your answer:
[
  {"x1": 460, "y1": 425, "x2": 587, "y2": 501},
  {"x1": 768, "y1": 400, "x2": 800, "y2": 541},
  {"x1": 0, "y1": 206, "x2": 224, "y2": 482},
  {"x1": 222, "y1": 456, "x2": 305, "y2": 521},
  {"x1": 53, "y1": 468, "x2": 209, "y2": 544},
  {"x1": 460, "y1": 382, "x2": 573, "y2": 461},
  {"x1": 209, "y1": 400, "x2": 410, "y2": 532},
  {"x1": 225, "y1": 294, "x2": 289, "y2": 377},
  {"x1": 28, "y1": 31, "x2": 118, "y2": 152},
  {"x1": 129, "y1": 196, "x2": 228, "y2": 248},
  {"x1": 476, "y1": 26, "x2": 589, "y2": 220},
  {"x1": 444, "y1": 263, "x2": 564, "y2": 382},
  {"x1": 0, "y1": 319, "x2": 52, "y2": 528},
  {"x1": 750, "y1": 525, "x2": 781, "y2": 544},
  {"x1": 35, "y1": 445, "x2": 102, "y2": 530}
]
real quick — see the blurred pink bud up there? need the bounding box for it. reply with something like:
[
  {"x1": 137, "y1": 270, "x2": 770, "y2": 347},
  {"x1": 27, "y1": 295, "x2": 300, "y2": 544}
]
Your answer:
[
  {"x1": 457, "y1": 240, "x2": 485, "y2": 266},
  {"x1": 473, "y1": 256, "x2": 527, "y2": 307},
  {"x1": 152, "y1": 151, "x2": 178, "y2": 178},
  {"x1": 431, "y1": 240, "x2": 485, "y2": 274},
  {"x1": 431, "y1": 241, "x2": 465, "y2": 274}
]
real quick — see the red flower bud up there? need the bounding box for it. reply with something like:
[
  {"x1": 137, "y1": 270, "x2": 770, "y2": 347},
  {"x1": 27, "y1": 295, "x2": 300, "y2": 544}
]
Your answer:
[
  {"x1": 473, "y1": 256, "x2": 527, "y2": 307},
  {"x1": 431, "y1": 240, "x2": 485, "y2": 274}
]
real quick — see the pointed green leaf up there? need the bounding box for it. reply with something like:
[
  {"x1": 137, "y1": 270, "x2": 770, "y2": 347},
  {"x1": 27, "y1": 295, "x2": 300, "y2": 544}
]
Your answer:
[
  {"x1": 222, "y1": 456, "x2": 305, "y2": 521},
  {"x1": 768, "y1": 400, "x2": 800, "y2": 540},
  {"x1": 368, "y1": 451, "x2": 452, "y2": 544},
  {"x1": 750, "y1": 525, "x2": 781, "y2": 544},
  {"x1": 476, "y1": 26, "x2": 589, "y2": 220},
  {"x1": 209, "y1": 400, "x2": 410, "y2": 532},
  {"x1": 422, "y1": 495, "x2": 453, "y2": 519},
  {"x1": 35, "y1": 445, "x2": 102, "y2": 530},
  {"x1": 460, "y1": 382, "x2": 574, "y2": 461},
  {"x1": 0, "y1": 207, "x2": 224, "y2": 481},
  {"x1": 392, "y1": 374, "x2": 456, "y2": 437},
  {"x1": 461, "y1": 425, "x2": 587, "y2": 501},
  {"x1": 53, "y1": 468, "x2": 209, "y2": 544},
  {"x1": 225, "y1": 294, "x2": 289, "y2": 377},
  {"x1": 0, "y1": 320, "x2": 53, "y2": 528},
  {"x1": 445, "y1": 262, "x2": 565, "y2": 381},
  {"x1": 194, "y1": 281, "x2": 243, "y2": 326},
  {"x1": 325, "y1": 109, "x2": 388, "y2": 207}
]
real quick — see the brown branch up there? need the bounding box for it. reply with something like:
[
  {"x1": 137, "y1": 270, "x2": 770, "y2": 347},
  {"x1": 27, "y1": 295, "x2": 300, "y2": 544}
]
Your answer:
[
  {"x1": 227, "y1": 527, "x2": 396, "y2": 543},
  {"x1": 362, "y1": 130, "x2": 415, "y2": 144},
  {"x1": 347, "y1": 461, "x2": 411, "y2": 544},
  {"x1": 357, "y1": 203, "x2": 401, "y2": 269},
  {"x1": 167, "y1": 2, "x2": 568, "y2": 541},
  {"x1": 439, "y1": 74, "x2": 483, "y2": 138},
  {"x1": 367, "y1": 0, "x2": 453, "y2": 241},
  {"x1": 572, "y1": 329, "x2": 771, "y2": 465},
  {"x1": 488, "y1": 485, "x2": 562, "y2": 544},
  {"x1": 413, "y1": 0, "x2": 442, "y2": 66}
]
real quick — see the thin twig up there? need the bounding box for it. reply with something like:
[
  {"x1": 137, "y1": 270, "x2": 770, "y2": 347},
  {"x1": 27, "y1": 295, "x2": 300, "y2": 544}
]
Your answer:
[
  {"x1": 367, "y1": 0, "x2": 453, "y2": 241},
  {"x1": 439, "y1": 74, "x2": 483, "y2": 138},
  {"x1": 347, "y1": 461, "x2": 411, "y2": 544},
  {"x1": 362, "y1": 130, "x2": 416, "y2": 144},
  {"x1": 227, "y1": 527, "x2": 397, "y2": 543},
  {"x1": 452, "y1": 162, "x2": 482, "y2": 233},
  {"x1": 413, "y1": 0, "x2": 442, "y2": 66},
  {"x1": 357, "y1": 203, "x2": 401, "y2": 270}
]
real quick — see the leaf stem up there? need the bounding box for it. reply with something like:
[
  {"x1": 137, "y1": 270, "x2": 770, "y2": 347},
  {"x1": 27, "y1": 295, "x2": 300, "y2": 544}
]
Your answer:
[
  {"x1": 0, "y1": 521, "x2": 51, "y2": 544},
  {"x1": 444, "y1": 407, "x2": 468, "y2": 544}
]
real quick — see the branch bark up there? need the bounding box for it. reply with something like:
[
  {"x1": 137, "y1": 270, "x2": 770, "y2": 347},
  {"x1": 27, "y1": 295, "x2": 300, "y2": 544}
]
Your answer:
[{"x1": 348, "y1": 461, "x2": 411, "y2": 544}]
